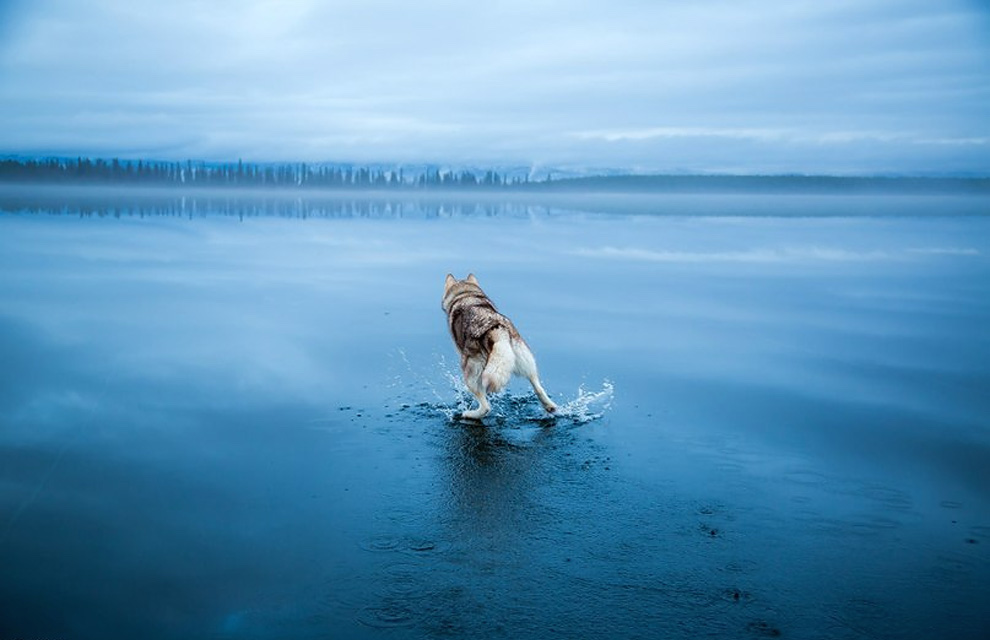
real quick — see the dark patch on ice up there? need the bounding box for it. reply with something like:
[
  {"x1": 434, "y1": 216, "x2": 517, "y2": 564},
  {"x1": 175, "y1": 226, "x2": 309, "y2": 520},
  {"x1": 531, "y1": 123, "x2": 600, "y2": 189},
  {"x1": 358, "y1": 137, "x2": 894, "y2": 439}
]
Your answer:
[{"x1": 747, "y1": 619, "x2": 782, "y2": 637}]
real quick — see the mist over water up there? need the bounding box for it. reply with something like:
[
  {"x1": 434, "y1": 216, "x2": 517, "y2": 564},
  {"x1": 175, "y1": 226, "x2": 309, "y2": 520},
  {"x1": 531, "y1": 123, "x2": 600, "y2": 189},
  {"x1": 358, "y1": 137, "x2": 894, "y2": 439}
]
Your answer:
[{"x1": 1, "y1": 189, "x2": 988, "y2": 639}]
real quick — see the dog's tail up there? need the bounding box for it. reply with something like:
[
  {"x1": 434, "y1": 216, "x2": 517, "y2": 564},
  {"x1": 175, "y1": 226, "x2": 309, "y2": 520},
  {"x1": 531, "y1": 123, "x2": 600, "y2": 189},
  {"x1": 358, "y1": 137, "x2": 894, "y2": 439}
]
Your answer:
[{"x1": 482, "y1": 328, "x2": 515, "y2": 394}]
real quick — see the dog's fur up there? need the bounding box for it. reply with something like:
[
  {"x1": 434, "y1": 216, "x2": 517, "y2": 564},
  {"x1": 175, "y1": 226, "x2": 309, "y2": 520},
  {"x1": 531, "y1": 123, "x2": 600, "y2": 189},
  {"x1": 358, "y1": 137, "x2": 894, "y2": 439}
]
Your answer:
[{"x1": 442, "y1": 273, "x2": 556, "y2": 420}]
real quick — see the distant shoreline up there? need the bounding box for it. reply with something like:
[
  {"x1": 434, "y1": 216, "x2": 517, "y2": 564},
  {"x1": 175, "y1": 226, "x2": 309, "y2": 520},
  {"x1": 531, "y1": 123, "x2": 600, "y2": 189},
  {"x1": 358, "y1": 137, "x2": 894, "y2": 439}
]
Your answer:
[
  {"x1": 527, "y1": 174, "x2": 990, "y2": 195},
  {"x1": 1, "y1": 157, "x2": 988, "y2": 195}
]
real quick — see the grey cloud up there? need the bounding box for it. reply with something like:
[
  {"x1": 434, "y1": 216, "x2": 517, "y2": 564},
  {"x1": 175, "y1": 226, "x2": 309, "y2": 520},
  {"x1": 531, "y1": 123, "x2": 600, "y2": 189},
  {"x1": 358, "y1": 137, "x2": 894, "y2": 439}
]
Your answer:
[{"x1": 0, "y1": 0, "x2": 987, "y2": 173}]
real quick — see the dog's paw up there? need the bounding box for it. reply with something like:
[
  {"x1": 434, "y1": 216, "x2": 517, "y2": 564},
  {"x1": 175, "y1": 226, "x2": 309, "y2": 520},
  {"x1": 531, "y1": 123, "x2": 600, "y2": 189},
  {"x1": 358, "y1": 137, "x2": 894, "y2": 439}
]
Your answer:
[{"x1": 545, "y1": 403, "x2": 558, "y2": 414}]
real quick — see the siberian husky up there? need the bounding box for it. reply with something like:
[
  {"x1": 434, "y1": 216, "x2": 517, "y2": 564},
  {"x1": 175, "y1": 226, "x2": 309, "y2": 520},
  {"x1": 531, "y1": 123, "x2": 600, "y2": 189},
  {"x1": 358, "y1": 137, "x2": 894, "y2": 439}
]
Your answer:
[{"x1": 442, "y1": 273, "x2": 557, "y2": 420}]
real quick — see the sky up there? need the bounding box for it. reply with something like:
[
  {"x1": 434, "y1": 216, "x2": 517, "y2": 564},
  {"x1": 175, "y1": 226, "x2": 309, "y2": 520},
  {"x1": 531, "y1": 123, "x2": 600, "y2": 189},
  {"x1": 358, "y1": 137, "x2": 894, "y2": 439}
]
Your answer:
[{"x1": 0, "y1": 0, "x2": 988, "y2": 175}]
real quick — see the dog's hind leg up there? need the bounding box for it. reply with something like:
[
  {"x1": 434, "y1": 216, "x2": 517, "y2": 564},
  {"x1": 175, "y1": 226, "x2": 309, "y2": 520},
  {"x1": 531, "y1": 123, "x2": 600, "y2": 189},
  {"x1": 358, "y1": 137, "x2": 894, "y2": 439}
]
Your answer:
[
  {"x1": 512, "y1": 340, "x2": 557, "y2": 415},
  {"x1": 528, "y1": 375, "x2": 557, "y2": 414},
  {"x1": 461, "y1": 358, "x2": 491, "y2": 420}
]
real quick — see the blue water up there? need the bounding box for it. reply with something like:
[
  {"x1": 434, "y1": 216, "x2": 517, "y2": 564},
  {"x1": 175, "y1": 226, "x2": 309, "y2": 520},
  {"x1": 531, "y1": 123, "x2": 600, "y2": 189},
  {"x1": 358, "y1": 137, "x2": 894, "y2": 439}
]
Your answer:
[{"x1": 1, "y1": 190, "x2": 988, "y2": 639}]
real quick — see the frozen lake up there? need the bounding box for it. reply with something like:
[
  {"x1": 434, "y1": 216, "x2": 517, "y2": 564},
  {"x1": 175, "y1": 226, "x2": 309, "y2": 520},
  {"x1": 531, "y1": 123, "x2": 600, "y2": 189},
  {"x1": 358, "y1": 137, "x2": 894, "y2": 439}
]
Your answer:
[{"x1": 1, "y1": 189, "x2": 988, "y2": 639}]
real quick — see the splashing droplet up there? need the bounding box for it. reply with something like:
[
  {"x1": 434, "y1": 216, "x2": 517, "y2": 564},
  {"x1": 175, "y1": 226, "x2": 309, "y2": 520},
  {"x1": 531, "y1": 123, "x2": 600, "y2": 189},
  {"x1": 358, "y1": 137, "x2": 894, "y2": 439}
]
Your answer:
[{"x1": 554, "y1": 380, "x2": 614, "y2": 424}]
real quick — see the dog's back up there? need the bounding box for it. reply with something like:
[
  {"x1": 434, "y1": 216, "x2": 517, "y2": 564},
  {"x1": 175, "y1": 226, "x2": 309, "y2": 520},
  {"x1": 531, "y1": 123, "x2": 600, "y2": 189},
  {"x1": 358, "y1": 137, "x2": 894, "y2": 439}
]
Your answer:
[
  {"x1": 442, "y1": 273, "x2": 556, "y2": 419},
  {"x1": 443, "y1": 278, "x2": 518, "y2": 360}
]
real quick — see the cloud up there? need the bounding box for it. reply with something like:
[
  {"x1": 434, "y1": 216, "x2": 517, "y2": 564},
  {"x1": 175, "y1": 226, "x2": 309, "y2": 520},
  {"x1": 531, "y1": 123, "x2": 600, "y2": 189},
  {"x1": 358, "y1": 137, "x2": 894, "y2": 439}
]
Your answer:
[
  {"x1": 574, "y1": 244, "x2": 982, "y2": 264},
  {"x1": 568, "y1": 127, "x2": 957, "y2": 147},
  {"x1": 906, "y1": 247, "x2": 981, "y2": 256},
  {"x1": 0, "y1": 0, "x2": 987, "y2": 172},
  {"x1": 573, "y1": 246, "x2": 895, "y2": 264},
  {"x1": 572, "y1": 127, "x2": 790, "y2": 143}
]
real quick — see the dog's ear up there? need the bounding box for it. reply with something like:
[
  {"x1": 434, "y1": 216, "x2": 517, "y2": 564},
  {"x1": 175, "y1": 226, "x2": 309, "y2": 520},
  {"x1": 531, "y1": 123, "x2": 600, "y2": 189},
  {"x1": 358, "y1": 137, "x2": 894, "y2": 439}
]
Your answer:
[
  {"x1": 466, "y1": 273, "x2": 479, "y2": 285},
  {"x1": 444, "y1": 273, "x2": 456, "y2": 291}
]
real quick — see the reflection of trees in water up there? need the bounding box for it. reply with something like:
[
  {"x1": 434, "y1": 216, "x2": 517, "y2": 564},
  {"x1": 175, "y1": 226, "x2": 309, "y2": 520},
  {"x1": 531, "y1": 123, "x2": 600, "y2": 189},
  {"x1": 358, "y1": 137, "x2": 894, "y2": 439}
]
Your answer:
[
  {"x1": 0, "y1": 189, "x2": 550, "y2": 220},
  {"x1": 8, "y1": 181, "x2": 988, "y2": 220}
]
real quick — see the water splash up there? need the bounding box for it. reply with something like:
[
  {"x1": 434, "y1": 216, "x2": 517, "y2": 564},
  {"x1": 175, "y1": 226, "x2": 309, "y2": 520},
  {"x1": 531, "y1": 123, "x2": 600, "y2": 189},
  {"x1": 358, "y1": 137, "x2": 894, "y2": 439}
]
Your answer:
[
  {"x1": 390, "y1": 350, "x2": 470, "y2": 421},
  {"x1": 554, "y1": 380, "x2": 614, "y2": 424},
  {"x1": 390, "y1": 349, "x2": 612, "y2": 426}
]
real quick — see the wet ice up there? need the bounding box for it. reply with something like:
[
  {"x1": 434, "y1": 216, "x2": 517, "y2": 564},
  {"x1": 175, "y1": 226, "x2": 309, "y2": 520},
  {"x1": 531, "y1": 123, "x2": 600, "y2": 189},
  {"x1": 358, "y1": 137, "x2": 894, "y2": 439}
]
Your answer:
[{"x1": 1, "y1": 190, "x2": 988, "y2": 639}]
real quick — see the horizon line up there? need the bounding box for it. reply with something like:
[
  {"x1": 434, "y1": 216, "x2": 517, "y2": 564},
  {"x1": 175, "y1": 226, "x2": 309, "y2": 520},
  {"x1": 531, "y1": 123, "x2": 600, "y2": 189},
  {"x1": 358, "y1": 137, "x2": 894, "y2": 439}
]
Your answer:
[{"x1": 1, "y1": 154, "x2": 989, "y2": 181}]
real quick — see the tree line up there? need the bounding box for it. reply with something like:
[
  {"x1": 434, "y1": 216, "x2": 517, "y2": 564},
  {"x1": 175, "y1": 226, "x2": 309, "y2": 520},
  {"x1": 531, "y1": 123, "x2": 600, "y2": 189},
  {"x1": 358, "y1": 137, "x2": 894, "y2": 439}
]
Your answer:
[
  {"x1": 4, "y1": 157, "x2": 984, "y2": 194},
  {"x1": 0, "y1": 157, "x2": 532, "y2": 189}
]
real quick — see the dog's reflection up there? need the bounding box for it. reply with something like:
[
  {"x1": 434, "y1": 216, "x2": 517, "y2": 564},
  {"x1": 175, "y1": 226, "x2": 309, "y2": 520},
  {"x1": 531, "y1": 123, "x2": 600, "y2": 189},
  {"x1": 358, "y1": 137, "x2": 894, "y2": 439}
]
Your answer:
[{"x1": 440, "y1": 421, "x2": 559, "y2": 546}]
